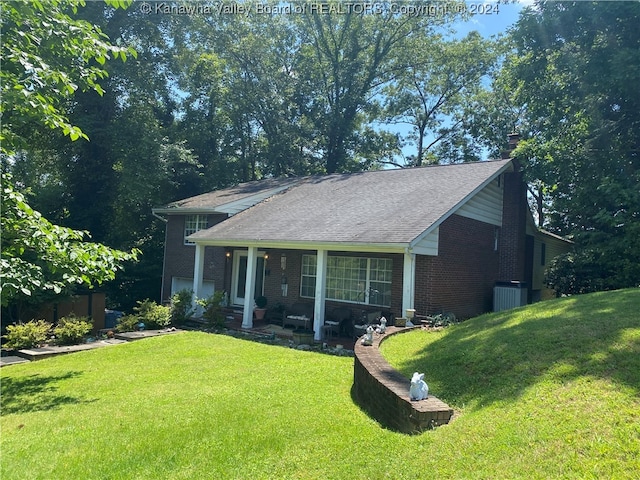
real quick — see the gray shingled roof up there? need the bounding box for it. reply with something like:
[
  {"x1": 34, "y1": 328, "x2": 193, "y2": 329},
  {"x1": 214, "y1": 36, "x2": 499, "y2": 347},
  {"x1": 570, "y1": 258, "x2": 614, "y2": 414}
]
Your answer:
[
  {"x1": 153, "y1": 177, "x2": 299, "y2": 213},
  {"x1": 189, "y1": 159, "x2": 513, "y2": 247}
]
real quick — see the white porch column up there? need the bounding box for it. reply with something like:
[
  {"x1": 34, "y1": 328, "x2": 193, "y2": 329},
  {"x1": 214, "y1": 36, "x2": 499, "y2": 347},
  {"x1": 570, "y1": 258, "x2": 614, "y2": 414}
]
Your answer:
[
  {"x1": 402, "y1": 250, "x2": 416, "y2": 316},
  {"x1": 192, "y1": 243, "x2": 206, "y2": 316},
  {"x1": 242, "y1": 246, "x2": 258, "y2": 329},
  {"x1": 313, "y1": 249, "x2": 328, "y2": 341}
]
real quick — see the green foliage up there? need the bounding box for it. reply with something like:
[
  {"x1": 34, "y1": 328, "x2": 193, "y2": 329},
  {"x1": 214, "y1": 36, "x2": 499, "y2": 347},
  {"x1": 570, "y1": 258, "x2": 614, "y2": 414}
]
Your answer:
[
  {"x1": 114, "y1": 314, "x2": 140, "y2": 333},
  {"x1": 3, "y1": 320, "x2": 52, "y2": 350},
  {"x1": 0, "y1": 0, "x2": 135, "y2": 152},
  {"x1": 504, "y1": 2, "x2": 640, "y2": 290},
  {"x1": 170, "y1": 289, "x2": 194, "y2": 326},
  {"x1": 254, "y1": 296, "x2": 267, "y2": 309},
  {"x1": 53, "y1": 314, "x2": 92, "y2": 345},
  {"x1": 196, "y1": 291, "x2": 226, "y2": 329},
  {"x1": 132, "y1": 299, "x2": 171, "y2": 329},
  {"x1": 114, "y1": 299, "x2": 171, "y2": 332},
  {"x1": 0, "y1": 174, "x2": 139, "y2": 310},
  {"x1": 383, "y1": 31, "x2": 499, "y2": 165}
]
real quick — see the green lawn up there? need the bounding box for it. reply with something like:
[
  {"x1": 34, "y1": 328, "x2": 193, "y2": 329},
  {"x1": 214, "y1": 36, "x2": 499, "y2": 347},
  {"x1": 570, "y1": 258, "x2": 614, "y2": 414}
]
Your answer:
[{"x1": 2, "y1": 289, "x2": 639, "y2": 479}]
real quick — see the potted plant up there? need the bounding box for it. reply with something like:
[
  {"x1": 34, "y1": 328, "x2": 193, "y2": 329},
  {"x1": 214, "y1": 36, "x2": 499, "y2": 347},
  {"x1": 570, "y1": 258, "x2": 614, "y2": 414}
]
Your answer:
[
  {"x1": 292, "y1": 327, "x2": 314, "y2": 345},
  {"x1": 254, "y1": 296, "x2": 268, "y2": 321}
]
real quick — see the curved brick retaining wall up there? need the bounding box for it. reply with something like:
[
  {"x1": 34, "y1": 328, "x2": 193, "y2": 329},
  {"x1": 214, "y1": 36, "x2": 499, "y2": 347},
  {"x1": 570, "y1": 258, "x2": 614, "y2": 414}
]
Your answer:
[{"x1": 353, "y1": 326, "x2": 453, "y2": 434}]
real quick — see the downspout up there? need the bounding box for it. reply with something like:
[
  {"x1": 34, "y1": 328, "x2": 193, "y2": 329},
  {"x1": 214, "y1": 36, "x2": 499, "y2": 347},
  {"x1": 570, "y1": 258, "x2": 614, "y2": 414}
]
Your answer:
[{"x1": 152, "y1": 211, "x2": 169, "y2": 302}]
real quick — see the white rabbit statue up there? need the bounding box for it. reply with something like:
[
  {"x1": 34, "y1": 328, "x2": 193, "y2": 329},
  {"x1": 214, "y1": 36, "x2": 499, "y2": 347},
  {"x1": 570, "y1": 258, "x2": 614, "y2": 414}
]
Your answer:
[
  {"x1": 376, "y1": 316, "x2": 387, "y2": 334},
  {"x1": 361, "y1": 325, "x2": 374, "y2": 346},
  {"x1": 409, "y1": 372, "x2": 429, "y2": 401}
]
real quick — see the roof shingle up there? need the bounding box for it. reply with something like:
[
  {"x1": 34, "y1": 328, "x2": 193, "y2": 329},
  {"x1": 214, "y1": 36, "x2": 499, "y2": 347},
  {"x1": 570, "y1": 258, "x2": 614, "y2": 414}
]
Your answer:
[{"x1": 189, "y1": 159, "x2": 513, "y2": 246}]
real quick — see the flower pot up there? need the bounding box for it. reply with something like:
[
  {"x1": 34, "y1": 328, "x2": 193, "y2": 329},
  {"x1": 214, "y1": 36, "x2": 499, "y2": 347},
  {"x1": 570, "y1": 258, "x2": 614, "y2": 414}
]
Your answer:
[
  {"x1": 292, "y1": 329, "x2": 314, "y2": 345},
  {"x1": 254, "y1": 308, "x2": 267, "y2": 321}
]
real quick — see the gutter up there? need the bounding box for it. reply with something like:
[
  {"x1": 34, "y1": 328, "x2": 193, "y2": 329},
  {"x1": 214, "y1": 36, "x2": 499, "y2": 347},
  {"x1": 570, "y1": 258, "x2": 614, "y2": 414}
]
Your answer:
[{"x1": 152, "y1": 211, "x2": 168, "y2": 223}]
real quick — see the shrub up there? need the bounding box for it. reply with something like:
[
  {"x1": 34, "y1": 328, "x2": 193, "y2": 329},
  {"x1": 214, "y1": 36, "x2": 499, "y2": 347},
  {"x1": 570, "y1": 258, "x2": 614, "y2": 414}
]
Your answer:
[
  {"x1": 115, "y1": 314, "x2": 141, "y2": 333},
  {"x1": 133, "y1": 299, "x2": 171, "y2": 329},
  {"x1": 54, "y1": 314, "x2": 92, "y2": 345},
  {"x1": 170, "y1": 289, "x2": 194, "y2": 326},
  {"x1": 3, "y1": 320, "x2": 52, "y2": 349},
  {"x1": 545, "y1": 250, "x2": 609, "y2": 296},
  {"x1": 255, "y1": 296, "x2": 267, "y2": 308},
  {"x1": 197, "y1": 291, "x2": 226, "y2": 329}
]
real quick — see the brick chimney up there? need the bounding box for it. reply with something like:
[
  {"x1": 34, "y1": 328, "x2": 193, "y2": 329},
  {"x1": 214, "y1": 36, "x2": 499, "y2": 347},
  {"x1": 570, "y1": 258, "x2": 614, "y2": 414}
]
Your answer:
[
  {"x1": 501, "y1": 132, "x2": 521, "y2": 159},
  {"x1": 498, "y1": 133, "x2": 527, "y2": 282}
]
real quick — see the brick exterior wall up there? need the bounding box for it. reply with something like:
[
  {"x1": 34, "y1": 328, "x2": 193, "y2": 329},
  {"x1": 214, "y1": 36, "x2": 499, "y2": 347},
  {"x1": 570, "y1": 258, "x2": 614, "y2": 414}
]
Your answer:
[
  {"x1": 161, "y1": 213, "x2": 228, "y2": 302},
  {"x1": 498, "y1": 170, "x2": 528, "y2": 282},
  {"x1": 353, "y1": 327, "x2": 453, "y2": 433},
  {"x1": 415, "y1": 214, "x2": 500, "y2": 319}
]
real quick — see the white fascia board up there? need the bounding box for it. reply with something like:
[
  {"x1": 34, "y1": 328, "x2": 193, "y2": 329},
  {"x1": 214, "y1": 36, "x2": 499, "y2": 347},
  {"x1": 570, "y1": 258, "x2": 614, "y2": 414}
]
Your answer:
[
  {"x1": 409, "y1": 161, "x2": 513, "y2": 251},
  {"x1": 191, "y1": 238, "x2": 409, "y2": 254},
  {"x1": 152, "y1": 207, "x2": 221, "y2": 215}
]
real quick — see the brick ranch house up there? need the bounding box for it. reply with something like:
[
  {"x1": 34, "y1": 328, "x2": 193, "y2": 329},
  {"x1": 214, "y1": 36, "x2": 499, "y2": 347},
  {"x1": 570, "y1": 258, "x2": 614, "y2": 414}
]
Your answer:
[{"x1": 152, "y1": 158, "x2": 571, "y2": 340}]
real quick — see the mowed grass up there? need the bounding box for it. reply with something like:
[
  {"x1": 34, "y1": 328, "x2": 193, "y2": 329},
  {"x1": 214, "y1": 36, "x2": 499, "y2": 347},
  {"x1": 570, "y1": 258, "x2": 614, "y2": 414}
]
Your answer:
[
  {"x1": 1, "y1": 289, "x2": 639, "y2": 479},
  {"x1": 381, "y1": 288, "x2": 640, "y2": 478}
]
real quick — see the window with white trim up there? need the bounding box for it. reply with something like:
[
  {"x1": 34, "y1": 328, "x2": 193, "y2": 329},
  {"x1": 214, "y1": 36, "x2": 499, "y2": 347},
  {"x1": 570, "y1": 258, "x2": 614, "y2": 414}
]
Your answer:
[
  {"x1": 184, "y1": 215, "x2": 208, "y2": 245},
  {"x1": 301, "y1": 254, "x2": 392, "y2": 307}
]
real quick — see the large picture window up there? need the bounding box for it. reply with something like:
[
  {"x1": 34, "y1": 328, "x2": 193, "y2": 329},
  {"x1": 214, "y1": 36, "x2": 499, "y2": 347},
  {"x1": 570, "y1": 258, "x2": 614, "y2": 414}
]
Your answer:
[
  {"x1": 301, "y1": 255, "x2": 392, "y2": 307},
  {"x1": 184, "y1": 215, "x2": 208, "y2": 245}
]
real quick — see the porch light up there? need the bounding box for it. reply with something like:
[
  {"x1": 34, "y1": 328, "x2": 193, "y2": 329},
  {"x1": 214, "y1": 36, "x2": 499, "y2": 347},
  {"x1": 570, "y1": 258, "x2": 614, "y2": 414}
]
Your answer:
[
  {"x1": 225, "y1": 250, "x2": 231, "y2": 258},
  {"x1": 280, "y1": 253, "x2": 286, "y2": 271},
  {"x1": 264, "y1": 253, "x2": 269, "y2": 260}
]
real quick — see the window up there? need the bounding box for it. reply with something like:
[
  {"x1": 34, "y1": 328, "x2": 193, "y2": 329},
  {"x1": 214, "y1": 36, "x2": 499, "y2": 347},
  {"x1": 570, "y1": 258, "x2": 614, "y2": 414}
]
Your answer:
[
  {"x1": 301, "y1": 254, "x2": 392, "y2": 307},
  {"x1": 540, "y1": 243, "x2": 546, "y2": 266},
  {"x1": 300, "y1": 255, "x2": 317, "y2": 298},
  {"x1": 184, "y1": 215, "x2": 208, "y2": 245}
]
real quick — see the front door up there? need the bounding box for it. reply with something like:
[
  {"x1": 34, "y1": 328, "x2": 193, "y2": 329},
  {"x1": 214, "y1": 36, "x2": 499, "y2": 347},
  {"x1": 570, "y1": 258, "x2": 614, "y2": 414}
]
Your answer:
[{"x1": 231, "y1": 251, "x2": 265, "y2": 306}]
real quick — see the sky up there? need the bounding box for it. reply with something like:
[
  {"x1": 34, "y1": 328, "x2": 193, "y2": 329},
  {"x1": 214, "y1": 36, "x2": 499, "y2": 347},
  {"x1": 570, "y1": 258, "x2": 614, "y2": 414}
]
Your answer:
[{"x1": 453, "y1": 1, "x2": 528, "y2": 39}]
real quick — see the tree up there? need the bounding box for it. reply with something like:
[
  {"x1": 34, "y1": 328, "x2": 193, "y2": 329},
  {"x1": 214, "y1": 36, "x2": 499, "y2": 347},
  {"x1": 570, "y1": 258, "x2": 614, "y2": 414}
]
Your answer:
[
  {"x1": 382, "y1": 31, "x2": 499, "y2": 165},
  {"x1": 1, "y1": 174, "x2": 138, "y2": 317},
  {"x1": 297, "y1": 2, "x2": 461, "y2": 172},
  {"x1": 0, "y1": 0, "x2": 136, "y2": 153},
  {"x1": 500, "y1": 1, "x2": 640, "y2": 291},
  {"x1": 1, "y1": 0, "x2": 142, "y2": 316}
]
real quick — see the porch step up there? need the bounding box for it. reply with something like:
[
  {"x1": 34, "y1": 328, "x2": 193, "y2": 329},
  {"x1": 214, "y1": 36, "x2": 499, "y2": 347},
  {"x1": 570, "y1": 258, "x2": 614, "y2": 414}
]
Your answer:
[{"x1": 221, "y1": 307, "x2": 244, "y2": 322}]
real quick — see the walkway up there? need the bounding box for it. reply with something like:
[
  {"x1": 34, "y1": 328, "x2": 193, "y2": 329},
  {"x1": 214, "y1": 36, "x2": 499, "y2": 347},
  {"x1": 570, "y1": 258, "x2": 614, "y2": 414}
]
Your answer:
[{"x1": 0, "y1": 329, "x2": 183, "y2": 367}]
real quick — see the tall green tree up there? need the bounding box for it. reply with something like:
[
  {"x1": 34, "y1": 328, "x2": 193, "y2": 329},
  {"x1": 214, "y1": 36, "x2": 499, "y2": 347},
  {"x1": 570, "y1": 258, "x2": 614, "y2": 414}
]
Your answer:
[
  {"x1": 0, "y1": 0, "x2": 135, "y2": 152},
  {"x1": 382, "y1": 31, "x2": 498, "y2": 165},
  {"x1": 297, "y1": 2, "x2": 462, "y2": 173},
  {"x1": 1, "y1": 0, "x2": 139, "y2": 318},
  {"x1": 1, "y1": 174, "x2": 138, "y2": 318},
  {"x1": 500, "y1": 1, "x2": 640, "y2": 291}
]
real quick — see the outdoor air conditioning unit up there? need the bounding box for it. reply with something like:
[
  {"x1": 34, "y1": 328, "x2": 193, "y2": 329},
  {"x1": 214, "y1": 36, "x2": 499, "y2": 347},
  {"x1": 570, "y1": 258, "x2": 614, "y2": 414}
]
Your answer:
[{"x1": 493, "y1": 282, "x2": 528, "y2": 312}]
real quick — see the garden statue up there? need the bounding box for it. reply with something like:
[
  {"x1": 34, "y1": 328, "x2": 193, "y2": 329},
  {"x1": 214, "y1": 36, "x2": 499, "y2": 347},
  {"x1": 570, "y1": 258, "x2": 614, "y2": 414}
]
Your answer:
[
  {"x1": 361, "y1": 325, "x2": 374, "y2": 346},
  {"x1": 409, "y1": 372, "x2": 429, "y2": 401},
  {"x1": 376, "y1": 316, "x2": 387, "y2": 334}
]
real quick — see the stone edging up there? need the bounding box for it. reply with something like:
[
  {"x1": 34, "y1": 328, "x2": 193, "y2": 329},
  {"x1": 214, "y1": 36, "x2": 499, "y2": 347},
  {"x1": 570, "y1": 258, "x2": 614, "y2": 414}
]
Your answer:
[{"x1": 352, "y1": 326, "x2": 453, "y2": 434}]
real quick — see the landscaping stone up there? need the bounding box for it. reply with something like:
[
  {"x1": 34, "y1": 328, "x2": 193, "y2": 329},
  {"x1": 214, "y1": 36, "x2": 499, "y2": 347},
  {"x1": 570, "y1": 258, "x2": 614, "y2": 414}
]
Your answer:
[
  {"x1": 16, "y1": 339, "x2": 127, "y2": 361},
  {"x1": 0, "y1": 356, "x2": 30, "y2": 367},
  {"x1": 114, "y1": 327, "x2": 182, "y2": 342}
]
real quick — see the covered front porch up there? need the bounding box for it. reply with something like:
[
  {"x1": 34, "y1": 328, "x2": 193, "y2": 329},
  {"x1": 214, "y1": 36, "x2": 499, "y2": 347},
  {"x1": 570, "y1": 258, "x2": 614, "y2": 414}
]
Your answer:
[{"x1": 191, "y1": 242, "x2": 427, "y2": 342}]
